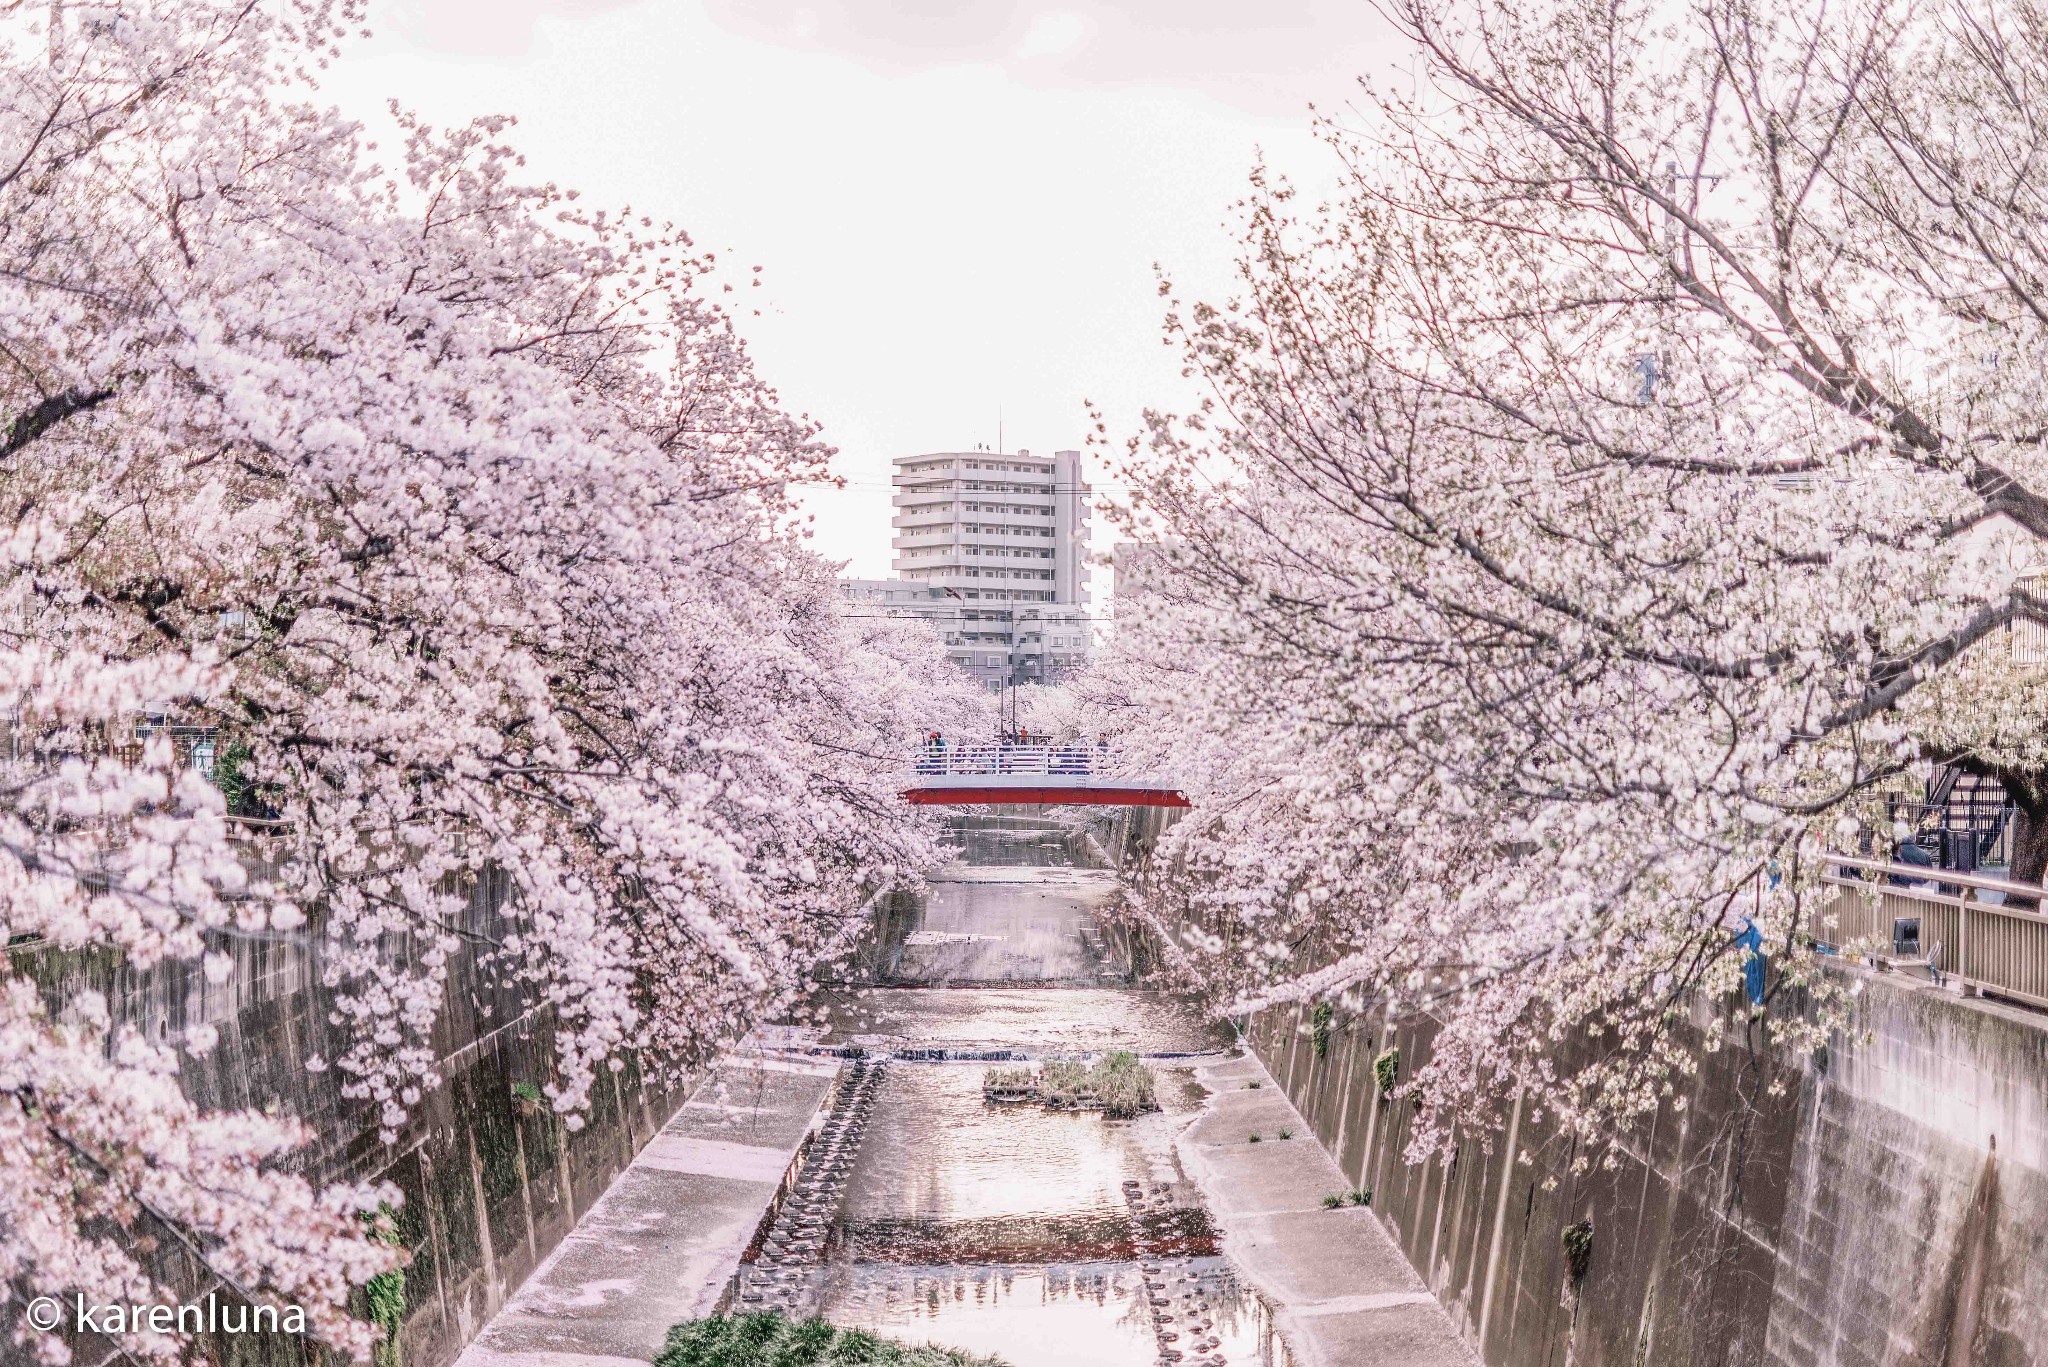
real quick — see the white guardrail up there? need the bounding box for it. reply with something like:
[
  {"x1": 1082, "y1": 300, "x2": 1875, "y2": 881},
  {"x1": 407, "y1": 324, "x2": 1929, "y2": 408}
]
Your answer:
[
  {"x1": 1820, "y1": 852, "x2": 2048, "y2": 1009},
  {"x1": 913, "y1": 742, "x2": 1110, "y2": 778}
]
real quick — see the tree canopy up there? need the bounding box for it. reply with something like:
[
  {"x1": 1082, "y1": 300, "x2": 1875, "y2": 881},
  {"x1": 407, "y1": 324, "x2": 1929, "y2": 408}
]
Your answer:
[
  {"x1": 1098, "y1": 0, "x2": 2048, "y2": 1158},
  {"x1": 0, "y1": 1, "x2": 982, "y2": 1357}
]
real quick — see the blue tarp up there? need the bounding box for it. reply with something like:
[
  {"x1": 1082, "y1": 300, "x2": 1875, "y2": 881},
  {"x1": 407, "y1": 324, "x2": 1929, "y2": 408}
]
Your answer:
[{"x1": 1736, "y1": 917, "x2": 1766, "y2": 1005}]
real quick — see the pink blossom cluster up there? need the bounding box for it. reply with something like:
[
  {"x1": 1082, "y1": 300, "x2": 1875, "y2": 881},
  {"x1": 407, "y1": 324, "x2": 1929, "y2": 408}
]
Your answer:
[
  {"x1": 0, "y1": 0, "x2": 984, "y2": 1357},
  {"x1": 1091, "y1": 0, "x2": 2048, "y2": 1166}
]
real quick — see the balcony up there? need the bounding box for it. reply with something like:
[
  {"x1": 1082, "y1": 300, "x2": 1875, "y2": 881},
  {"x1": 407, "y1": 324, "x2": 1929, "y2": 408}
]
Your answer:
[{"x1": 891, "y1": 484, "x2": 959, "y2": 505}]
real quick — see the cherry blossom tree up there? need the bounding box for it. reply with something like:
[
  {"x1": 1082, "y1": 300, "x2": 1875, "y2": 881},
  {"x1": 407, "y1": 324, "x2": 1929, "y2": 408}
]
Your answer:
[
  {"x1": 2, "y1": 0, "x2": 977, "y2": 1356},
  {"x1": 1101, "y1": 0, "x2": 2048, "y2": 1157},
  {"x1": 0, "y1": 646, "x2": 402, "y2": 1362}
]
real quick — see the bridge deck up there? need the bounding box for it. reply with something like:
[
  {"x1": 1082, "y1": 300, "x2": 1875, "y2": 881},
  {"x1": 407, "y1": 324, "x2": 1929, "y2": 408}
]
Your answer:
[
  {"x1": 902, "y1": 781, "x2": 1191, "y2": 807},
  {"x1": 904, "y1": 742, "x2": 1190, "y2": 807}
]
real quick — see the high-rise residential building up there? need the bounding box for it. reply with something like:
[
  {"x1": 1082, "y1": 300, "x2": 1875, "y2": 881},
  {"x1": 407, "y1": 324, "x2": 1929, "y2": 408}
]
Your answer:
[
  {"x1": 839, "y1": 579, "x2": 1094, "y2": 688},
  {"x1": 839, "y1": 447, "x2": 1096, "y2": 690},
  {"x1": 891, "y1": 448, "x2": 1090, "y2": 603}
]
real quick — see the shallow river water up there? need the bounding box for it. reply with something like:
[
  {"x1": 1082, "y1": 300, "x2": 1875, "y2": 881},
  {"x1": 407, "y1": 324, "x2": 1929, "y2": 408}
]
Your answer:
[{"x1": 735, "y1": 821, "x2": 1293, "y2": 1367}]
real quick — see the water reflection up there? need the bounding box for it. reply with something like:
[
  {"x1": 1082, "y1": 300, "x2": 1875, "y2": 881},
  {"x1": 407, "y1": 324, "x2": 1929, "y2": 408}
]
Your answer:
[
  {"x1": 844, "y1": 1065, "x2": 1136, "y2": 1225},
  {"x1": 889, "y1": 870, "x2": 1117, "y2": 985},
  {"x1": 943, "y1": 814, "x2": 1102, "y2": 869},
  {"x1": 776, "y1": 832, "x2": 1289, "y2": 1366},
  {"x1": 821, "y1": 1261, "x2": 1293, "y2": 1367},
  {"x1": 817, "y1": 986, "x2": 1232, "y2": 1056},
  {"x1": 835, "y1": 1064, "x2": 1218, "y2": 1257},
  {"x1": 825, "y1": 1263, "x2": 1154, "y2": 1367}
]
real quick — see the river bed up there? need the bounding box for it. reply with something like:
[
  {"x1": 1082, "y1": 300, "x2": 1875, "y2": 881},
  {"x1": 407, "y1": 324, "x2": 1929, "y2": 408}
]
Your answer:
[{"x1": 738, "y1": 820, "x2": 1292, "y2": 1367}]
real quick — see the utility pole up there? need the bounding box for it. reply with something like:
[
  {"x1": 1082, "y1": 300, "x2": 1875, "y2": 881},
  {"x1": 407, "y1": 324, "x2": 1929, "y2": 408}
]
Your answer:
[{"x1": 1638, "y1": 160, "x2": 1722, "y2": 403}]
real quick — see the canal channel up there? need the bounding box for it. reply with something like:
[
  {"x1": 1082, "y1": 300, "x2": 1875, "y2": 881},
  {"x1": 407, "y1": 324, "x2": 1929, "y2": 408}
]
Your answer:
[{"x1": 730, "y1": 817, "x2": 1298, "y2": 1367}]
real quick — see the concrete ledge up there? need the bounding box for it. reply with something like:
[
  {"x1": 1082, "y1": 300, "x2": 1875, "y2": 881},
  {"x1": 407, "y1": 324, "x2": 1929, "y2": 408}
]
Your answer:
[
  {"x1": 1307, "y1": 1300, "x2": 1485, "y2": 1367},
  {"x1": 455, "y1": 1052, "x2": 840, "y2": 1366},
  {"x1": 1178, "y1": 1048, "x2": 1476, "y2": 1367}
]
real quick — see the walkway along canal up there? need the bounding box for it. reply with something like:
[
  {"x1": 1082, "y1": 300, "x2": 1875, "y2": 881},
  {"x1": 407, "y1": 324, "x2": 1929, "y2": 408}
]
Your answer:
[{"x1": 454, "y1": 817, "x2": 1475, "y2": 1367}]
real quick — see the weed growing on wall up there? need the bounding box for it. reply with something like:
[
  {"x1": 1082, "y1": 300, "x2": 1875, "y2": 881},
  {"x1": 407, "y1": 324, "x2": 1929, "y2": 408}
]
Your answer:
[
  {"x1": 1374, "y1": 1048, "x2": 1400, "y2": 1101},
  {"x1": 364, "y1": 1204, "x2": 407, "y2": 1367},
  {"x1": 1561, "y1": 1220, "x2": 1595, "y2": 1289}
]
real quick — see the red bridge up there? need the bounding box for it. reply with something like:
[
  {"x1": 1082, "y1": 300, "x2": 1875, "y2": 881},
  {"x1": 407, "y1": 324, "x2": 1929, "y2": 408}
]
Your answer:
[{"x1": 904, "y1": 742, "x2": 1191, "y2": 808}]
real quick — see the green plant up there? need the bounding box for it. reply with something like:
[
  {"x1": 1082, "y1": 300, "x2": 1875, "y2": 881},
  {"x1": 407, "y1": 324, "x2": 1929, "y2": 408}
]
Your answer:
[
  {"x1": 510, "y1": 1081, "x2": 544, "y2": 1106},
  {"x1": 1322, "y1": 1193, "x2": 1345, "y2": 1209},
  {"x1": 1561, "y1": 1220, "x2": 1594, "y2": 1288},
  {"x1": 1278, "y1": 1127, "x2": 1293, "y2": 1140},
  {"x1": 1373, "y1": 1047, "x2": 1400, "y2": 1100},
  {"x1": 1348, "y1": 1188, "x2": 1372, "y2": 1206},
  {"x1": 1089, "y1": 1051, "x2": 1156, "y2": 1118},
  {"x1": 363, "y1": 1202, "x2": 406, "y2": 1367},
  {"x1": 1248, "y1": 1132, "x2": 1262, "y2": 1143},
  {"x1": 1037, "y1": 1058, "x2": 1091, "y2": 1108},
  {"x1": 1310, "y1": 1000, "x2": 1334, "y2": 1059},
  {"x1": 657, "y1": 1311, "x2": 1008, "y2": 1367},
  {"x1": 1246, "y1": 1080, "x2": 1262, "y2": 1089},
  {"x1": 982, "y1": 1065, "x2": 1034, "y2": 1095},
  {"x1": 1018, "y1": 1054, "x2": 1157, "y2": 1116},
  {"x1": 212, "y1": 740, "x2": 253, "y2": 814}
]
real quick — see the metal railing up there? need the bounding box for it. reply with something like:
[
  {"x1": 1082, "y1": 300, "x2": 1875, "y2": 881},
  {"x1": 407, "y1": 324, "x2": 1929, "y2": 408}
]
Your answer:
[
  {"x1": 1819, "y1": 852, "x2": 2048, "y2": 1009},
  {"x1": 912, "y1": 741, "x2": 1109, "y2": 778}
]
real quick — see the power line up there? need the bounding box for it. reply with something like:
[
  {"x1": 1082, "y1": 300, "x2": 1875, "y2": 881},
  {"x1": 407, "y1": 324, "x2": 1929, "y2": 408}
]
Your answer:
[
  {"x1": 837, "y1": 612, "x2": 1123, "y2": 622},
  {"x1": 819, "y1": 479, "x2": 1140, "y2": 493}
]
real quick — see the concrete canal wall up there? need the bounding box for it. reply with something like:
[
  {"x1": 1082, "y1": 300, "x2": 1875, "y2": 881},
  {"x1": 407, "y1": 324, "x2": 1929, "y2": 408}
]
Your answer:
[
  {"x1": 12, "y1": 868, "x2": 685, "y2": 1367},
  {"x1": 1248, "y1": 970, "x2": 2048, "y2": 1366}
]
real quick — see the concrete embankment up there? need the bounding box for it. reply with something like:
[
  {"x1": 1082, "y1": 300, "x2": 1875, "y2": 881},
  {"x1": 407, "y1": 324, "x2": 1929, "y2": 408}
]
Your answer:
[
  {"x1": 1176, "y1": 1051, "x2": 1476, "y2": 1367},
  {"x1": 1248, "y1": 966, "x2": 2048, "y2": 1366},
  {"x1": 455, "y1": 1047, "x2": 842, "y2": 1367},
  {"x1": 13, "y1": 872, "x2": 690, "y2": 1367}
]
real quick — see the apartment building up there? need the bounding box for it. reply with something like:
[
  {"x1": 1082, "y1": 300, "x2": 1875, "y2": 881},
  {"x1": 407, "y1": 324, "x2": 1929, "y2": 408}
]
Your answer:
[
  {"x1": 840, "y1": 447, "x2": 1095, "y2": 689},
  {"x1": 840, "y1": 579, "x2": 1095, "y2": 688},
  {"x1": 891, "y1": 448, "x2": 1090, "y2": 603}
]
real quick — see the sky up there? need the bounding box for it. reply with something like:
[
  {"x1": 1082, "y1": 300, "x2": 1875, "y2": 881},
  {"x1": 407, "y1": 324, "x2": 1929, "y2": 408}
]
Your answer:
[{"x1": 324, "y1": 1, "x2": 1405, "y2": 579}]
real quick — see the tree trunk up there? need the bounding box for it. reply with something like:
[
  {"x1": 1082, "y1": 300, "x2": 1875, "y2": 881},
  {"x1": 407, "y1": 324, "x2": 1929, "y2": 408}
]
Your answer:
[
  {"x1": 1946, "y1": 761, "x2": 2048, "y2": 909},
  {"x1": 2003, "y1": 785, "x2": 2048, "y2": 910}
]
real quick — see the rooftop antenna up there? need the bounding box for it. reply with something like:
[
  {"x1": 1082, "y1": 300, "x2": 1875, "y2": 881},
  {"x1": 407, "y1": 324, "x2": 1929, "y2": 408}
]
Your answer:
[{"x1": 998, "y1": 406, "x2": 1004, "y2": 457}]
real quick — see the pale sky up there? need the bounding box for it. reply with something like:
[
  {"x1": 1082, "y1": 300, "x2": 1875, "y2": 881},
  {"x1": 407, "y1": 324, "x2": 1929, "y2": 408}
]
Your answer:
[{"x1": 325, "y1": 1, "x2": 1401, "y2": 580}]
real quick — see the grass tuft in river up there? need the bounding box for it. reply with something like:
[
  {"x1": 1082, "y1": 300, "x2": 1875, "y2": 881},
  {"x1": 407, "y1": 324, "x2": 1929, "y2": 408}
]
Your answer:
[
  {"x1": 980, "y1": 1052, "x2": 1158, "y2": 1116},
  {"x1": 658, "y1": 1311, "x2": 1007, "y2": 1367}
]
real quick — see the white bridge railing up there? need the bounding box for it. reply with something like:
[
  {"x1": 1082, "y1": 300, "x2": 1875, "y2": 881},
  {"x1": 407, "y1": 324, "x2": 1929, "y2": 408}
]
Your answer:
[
  {"x1": 913, "y1": 741, "x2": 1109, "y2": 778},
  {"x1": 1820, "y1": 852, "x2": 2048, "y2": 1009}
]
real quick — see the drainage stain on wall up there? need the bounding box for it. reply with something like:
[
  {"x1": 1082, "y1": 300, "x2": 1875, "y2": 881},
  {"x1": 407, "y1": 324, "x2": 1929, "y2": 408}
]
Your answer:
[
  {"x1": 15, "y1": 872, "x2": 685, "y2": 1367},
  {"x1": 1925, "y1": 1142, "x2": 1997, "y2": 1367},
  {"x1": 1248, "y1": 973, "x2": 2048, "y2": 1367}
]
